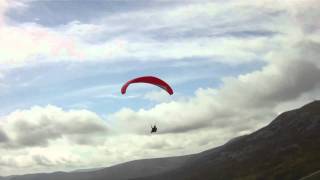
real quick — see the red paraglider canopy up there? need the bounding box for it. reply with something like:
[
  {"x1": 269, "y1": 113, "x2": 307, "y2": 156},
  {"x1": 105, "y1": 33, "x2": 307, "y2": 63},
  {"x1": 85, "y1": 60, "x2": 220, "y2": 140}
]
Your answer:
[{"x1": 121, "y1": 76, "x2": 174, "y2": 95}]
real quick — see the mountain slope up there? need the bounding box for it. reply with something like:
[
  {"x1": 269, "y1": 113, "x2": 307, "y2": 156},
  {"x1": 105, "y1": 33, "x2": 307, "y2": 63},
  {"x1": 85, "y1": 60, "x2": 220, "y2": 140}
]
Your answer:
[{"x1": 135, "y1": 101, "x2": 320, "y2": 180}]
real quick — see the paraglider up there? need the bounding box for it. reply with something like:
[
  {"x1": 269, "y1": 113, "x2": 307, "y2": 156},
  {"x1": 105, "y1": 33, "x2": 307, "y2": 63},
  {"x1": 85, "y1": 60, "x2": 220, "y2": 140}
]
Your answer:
[
  {"x1": 121, "y1": 76, "x2": 173, "y2": 134},
  {"x1": 121, "y1": 76, "x2": 174, "y2": 95},
  {"x1": 151, "y1": 125, "x2": 157, "y2": 133}
]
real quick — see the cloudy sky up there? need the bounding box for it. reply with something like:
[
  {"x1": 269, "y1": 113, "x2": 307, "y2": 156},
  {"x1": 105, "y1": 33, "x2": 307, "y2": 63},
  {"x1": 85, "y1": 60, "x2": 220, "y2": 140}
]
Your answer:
[{"x1": 0, "y1": 0, "x2": 319, "y2": 176}]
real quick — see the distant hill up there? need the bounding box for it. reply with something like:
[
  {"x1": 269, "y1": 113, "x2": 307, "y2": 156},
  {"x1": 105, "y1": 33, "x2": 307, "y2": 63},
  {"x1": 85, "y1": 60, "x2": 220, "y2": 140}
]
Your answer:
[
  {"x1": 2, "y1": 101, "x2": 320, "y2": 180},
  {"x1": 5, "y1": 155, "x2": 193, "y2": 180}
]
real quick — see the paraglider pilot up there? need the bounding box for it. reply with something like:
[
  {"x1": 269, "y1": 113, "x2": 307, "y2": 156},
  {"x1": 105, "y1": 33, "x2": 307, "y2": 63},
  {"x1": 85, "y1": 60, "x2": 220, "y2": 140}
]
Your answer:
[{"x1": 151, "y1": 125, "x2": 157, "y2": 133}]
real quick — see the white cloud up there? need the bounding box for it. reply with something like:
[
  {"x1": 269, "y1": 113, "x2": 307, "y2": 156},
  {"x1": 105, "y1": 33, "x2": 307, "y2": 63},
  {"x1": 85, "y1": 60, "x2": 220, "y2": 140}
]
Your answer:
[
  {"x1": 0, "y1": 105, "x2": 111, "y2": 175},
  {"x1": 0, "y1": 105, "x2": 109, "y2": 148},
  {"x1": 143, "y1": 90, "x2": 172, "y2": 103}
]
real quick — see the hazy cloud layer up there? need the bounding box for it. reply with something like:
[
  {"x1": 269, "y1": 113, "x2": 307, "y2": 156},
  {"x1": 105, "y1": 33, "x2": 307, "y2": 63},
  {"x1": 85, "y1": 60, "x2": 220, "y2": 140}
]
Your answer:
[{"x1": 0, "y1": 0, "x2": 284, "y2": 66}]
